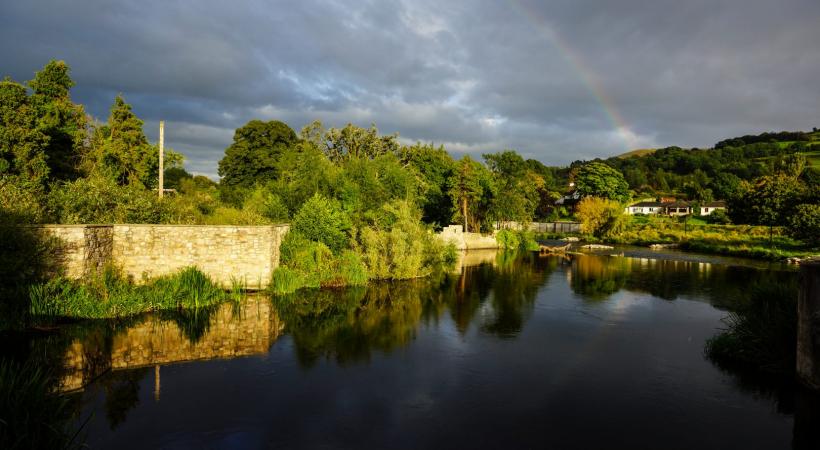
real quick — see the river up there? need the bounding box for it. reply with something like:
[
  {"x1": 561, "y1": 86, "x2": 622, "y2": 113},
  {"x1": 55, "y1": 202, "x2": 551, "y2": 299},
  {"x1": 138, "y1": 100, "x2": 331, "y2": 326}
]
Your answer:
[{"x1": 10, "y1": 250, "x2": 820, "y2": 449}]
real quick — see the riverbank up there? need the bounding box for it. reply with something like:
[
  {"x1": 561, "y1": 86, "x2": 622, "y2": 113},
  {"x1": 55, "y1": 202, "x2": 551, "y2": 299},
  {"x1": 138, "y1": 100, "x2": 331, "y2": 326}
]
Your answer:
[{"x1": 572, "y1": 221, "x2": 819, "y2": 262}]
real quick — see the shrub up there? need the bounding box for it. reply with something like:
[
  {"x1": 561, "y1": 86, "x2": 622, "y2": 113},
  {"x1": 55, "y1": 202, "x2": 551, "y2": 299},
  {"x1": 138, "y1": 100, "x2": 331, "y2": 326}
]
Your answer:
[
  {"x1": 787, "y1": 203, "x2": 820, "y2": 246},
  {"x1": 575, "y1": 197, "x2": 626, "y2": 237},
  {"x1": 706, "y1": 208, "x2": 731, "y2": 225},
  {"x1": 242, "y1": 187, "x2": 289, "y2": 221},
  {"x1": 291, "y1": 194, "x2": 352, "y2": 253},
  {"x1": 47, "y1": 175, "x2": 167, "y2": 224},
  {"x1": 496, "y1": 229, "x2": 539, "y2": 251}
]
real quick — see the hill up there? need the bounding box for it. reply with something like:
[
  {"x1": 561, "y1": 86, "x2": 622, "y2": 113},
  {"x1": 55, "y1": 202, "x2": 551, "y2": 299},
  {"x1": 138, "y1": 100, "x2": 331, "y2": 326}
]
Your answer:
[{"x1": 616, "y1": 148, "x2": 657, "y2": 159}]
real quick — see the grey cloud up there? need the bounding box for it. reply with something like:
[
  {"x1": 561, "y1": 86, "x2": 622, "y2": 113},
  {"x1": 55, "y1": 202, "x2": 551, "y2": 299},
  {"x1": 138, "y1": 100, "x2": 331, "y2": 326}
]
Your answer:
[{"x1": 2, "y1": 0, "x2": 818, "y2": 178}]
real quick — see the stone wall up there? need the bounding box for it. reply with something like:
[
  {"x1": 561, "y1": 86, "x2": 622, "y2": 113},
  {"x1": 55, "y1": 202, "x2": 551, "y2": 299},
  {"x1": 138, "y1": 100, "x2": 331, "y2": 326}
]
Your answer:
[
  {"x1": 438, "y1": 225, "x2": 500, "y2": 250},
  {"x1": 33, "y1": 224, "x2": 289, "y2": 289}
]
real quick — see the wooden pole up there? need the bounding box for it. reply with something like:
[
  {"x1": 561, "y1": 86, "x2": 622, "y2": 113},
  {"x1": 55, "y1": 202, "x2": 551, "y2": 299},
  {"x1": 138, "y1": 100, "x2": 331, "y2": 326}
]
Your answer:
[
  {"x1": 158, "y1": 121, "x2": 164, "y2": 198},
  {"x1": 798, "y1": 258, "x2": 820, "y2": 391}
]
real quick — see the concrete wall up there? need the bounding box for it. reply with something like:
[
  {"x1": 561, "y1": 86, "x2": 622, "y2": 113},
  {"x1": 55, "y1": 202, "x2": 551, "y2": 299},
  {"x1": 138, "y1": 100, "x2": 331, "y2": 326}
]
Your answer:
[
  {"x1": 495, "y1": 221, "x2": 582, "y2": 234},
  {"x1": 33, "y1": 224, "x2": 289, "y2": 289}
]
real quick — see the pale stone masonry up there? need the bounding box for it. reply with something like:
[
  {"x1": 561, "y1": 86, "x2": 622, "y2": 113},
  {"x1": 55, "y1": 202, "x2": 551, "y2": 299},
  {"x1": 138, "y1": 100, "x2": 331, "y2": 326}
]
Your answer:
[{"x1": 32, "y1": 224, "x2": 289, "y2": 289}]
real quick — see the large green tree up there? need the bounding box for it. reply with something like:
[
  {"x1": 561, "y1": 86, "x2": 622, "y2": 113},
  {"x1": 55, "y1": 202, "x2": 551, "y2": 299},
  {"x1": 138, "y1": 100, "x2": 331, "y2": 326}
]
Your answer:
[
  {"x1": 401, "y1": 142, "x2": 455, "y2": 228},
  {"x1": 28, "y1": 60, "x2": 87, "y2": 181},
  {"x1": 218, "y1": 120, "x2": 298, "y2": 187},
  {"x1": 447, "y1": 156, "x2": 495, "y2": 232},
  {"x1": 484, "y1": 150, "x2": 538, "y2": 223},
  {"x1": 86, "y1": 96, "x2": 158, "y2": 187},
  {"x1": 572, "y1": 162, "x2": 630, "y2": 203}
]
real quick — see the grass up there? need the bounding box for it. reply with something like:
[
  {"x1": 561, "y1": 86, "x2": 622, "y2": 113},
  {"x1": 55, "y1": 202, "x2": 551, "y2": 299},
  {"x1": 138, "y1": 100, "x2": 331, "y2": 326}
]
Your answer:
[
  {"x1": 603, "y1": 216, "x2": 817, "y2": 261},
  {"x1": 28, "y1": 265, "x2": 235, "y2": 323},
  {"x1": 0, "y1": 358, "x2": 84, "y2": 449},
  {"x1": 705, "y1": 279, "x2": 798, "y2": 374}
]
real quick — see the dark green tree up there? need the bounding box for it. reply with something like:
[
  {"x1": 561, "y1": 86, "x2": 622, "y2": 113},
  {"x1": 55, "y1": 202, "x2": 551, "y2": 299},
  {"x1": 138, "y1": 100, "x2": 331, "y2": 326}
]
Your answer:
[
  {"x1": 484, "y1": 150, "x2": 538, "y2": 223},
  {"x1": 218, "y1": 119, "x2": 298, "y2": 187},
  {"x1": 401, "y1": 142, "x2": 455, "y2": 228},
  {"x1": 447, "y1": 156, "x2": 495, "y2": 232},
  {"x1": 573, "y1": 162, "x2": 629, "y2": 202}
]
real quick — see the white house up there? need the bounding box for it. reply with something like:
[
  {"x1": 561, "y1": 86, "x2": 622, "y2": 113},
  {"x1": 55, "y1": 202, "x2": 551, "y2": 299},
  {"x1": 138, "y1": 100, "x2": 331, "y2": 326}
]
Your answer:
[
  {"x1": 624, "y1": 201, "x2": 665, "y2": 215},
  {"x1": 699, "y1": 200, "x2": 727, "y2": 216}
]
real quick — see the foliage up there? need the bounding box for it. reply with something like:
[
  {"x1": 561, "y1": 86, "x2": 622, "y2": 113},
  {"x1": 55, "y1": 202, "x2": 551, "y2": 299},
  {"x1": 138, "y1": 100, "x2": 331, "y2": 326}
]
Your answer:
[
  {"x1": 217, "y1": 120, "x2": 298, "y2": 187},
  {"x1": 447, "y1": 155, "x2": 496, "y2": 232},
  {"x1": 85, "y1": 96, "x2": 158, "y2": 187},
  {"x1": 291, "y1": 194, "x2": 352, "y2": 253},
  {"x1": 705, "y1": 208, "x2": 731, "y2": 225},
  {"x1": 484, "y1": 150, "x2": 539, "y2": 223},
  {"x1": 307, "y1": 121, "x2": 400, "y2": 163},
  {"x1": 705, "y1": 279, "x2": 798, "y2": 374},
  {"x1": 357, "y1": 201, "x2": 454, "y2": 280},
  {"x1": 787, "y1": 203, "x2": 820, "y2": 246},
  {"x1": 47, "y1": 174, "x2": 168, "y2": 224},
  {"x1": 495, "y1": 229, "x2": 539, "y2": 251},
  {"x1": 575, "y1": 197, "x2": 627, "y2": 237},
  {"x1": 572, "y1": 162, "x2": 629, "y2": 202},
  {"x1": 242, "y1": 186, "x2": 289, "y2": 222},
  {"x1": 28, "y1": 266, "x2": 230, "y2": 321},
  {"x1": 401, "y1": 143, "x2": 455, "y2": 228}
]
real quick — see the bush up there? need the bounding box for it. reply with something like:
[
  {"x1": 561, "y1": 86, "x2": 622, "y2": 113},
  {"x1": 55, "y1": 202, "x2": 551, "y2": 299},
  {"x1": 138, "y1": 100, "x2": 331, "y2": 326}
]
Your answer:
[
  {"x1": 575, "y1": 197, "x2": 626, "y2": 238},
  {"x1": 47, "y1": 175, "x2": 167, "y2": 224},
  {"x1": 242, "y1": 187, "x2": 289, "y2": 221},
  {"x1": 496, "y1": 229, "x2": 539, "y2": 251},
  {"x1": 291, "y1": 194, "x2": 352, "y2": 253},
  {"x1": 706, "y1": 208, "x2": 731, "y2": 225},
  {"x1": 787, "y1": 203, "x2": 820, "y2": 246}
]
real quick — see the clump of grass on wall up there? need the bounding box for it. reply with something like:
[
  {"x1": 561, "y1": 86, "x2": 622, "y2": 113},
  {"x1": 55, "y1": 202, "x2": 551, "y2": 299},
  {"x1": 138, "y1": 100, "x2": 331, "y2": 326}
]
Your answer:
[{"x1": 705, "y1": 278, "x2": 798, "y2": 374}]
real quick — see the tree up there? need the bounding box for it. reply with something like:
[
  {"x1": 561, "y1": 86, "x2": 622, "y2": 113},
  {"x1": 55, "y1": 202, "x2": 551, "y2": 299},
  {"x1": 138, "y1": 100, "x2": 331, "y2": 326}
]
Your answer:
[
  {"x1": 311, "y1": 122, "x2": 399, "y2": 163},
  {"x1": 291, "y1": 194, "x2": 352, "y2": 253},
  {"x1": 484, "y1": 150, "x2": 538, "y2": 224},
  {"x1": 28, "y1": 60, "x2": 87, "y2": 181},
  {"x1": 218, "y1": 120, "x2": 298, "y2": 188},
  {"x1": 573, "y1": 162, "x2": 629, "y2": 202},
  {"x1": 447, "y1": 156, "x2": 495, "y2": 232},
  {"x1": 401, "y1": 142, "x2": 455, "y2": 228},
  {"x1": 86, "y1": 96, "x2": 158, "y2": 187},
  {"x1": 575, "y1": 197, "x2": 627, "y2": 238},
  {"x1": 729, "y1": 174, "x2": 803, "y2": 243},
  {"x1": 787, "y1": 204, "x2": 820, "y2": 246}
]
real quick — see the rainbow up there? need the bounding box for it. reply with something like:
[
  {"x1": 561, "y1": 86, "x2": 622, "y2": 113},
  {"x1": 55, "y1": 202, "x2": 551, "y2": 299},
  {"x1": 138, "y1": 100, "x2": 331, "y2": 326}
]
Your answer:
[{"x1": 507, "y1": 0, "x2": 639, "y2": 151}]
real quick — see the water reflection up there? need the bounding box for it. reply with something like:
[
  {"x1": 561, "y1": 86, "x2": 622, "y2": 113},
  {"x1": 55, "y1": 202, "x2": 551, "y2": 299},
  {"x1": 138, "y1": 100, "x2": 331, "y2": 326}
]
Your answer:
[
  {"x1": 55, "y1": 295, "x2": 282, "y2": 392},
  {"x1": 13, "y1": 250, "x2": 817, "y2": 448}
]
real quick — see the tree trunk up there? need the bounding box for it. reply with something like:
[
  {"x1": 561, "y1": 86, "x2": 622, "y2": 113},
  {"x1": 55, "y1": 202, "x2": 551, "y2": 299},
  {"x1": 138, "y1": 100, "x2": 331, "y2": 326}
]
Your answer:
[{"x1": 463, "y1": 197, "x2": 468, "y2": 232}]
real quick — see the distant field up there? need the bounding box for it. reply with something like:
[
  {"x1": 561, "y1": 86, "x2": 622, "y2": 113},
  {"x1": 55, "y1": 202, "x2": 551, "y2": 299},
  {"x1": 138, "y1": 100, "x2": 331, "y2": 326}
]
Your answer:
[{"x1": 616, "y1": 148, "x2": 656, "y2": 159}]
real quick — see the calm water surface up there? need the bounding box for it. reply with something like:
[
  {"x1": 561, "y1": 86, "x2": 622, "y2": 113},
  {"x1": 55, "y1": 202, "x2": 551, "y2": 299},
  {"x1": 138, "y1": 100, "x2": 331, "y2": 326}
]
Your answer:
[{"x1": 16, "y1": 251, "x2": 820, "y2": 449}]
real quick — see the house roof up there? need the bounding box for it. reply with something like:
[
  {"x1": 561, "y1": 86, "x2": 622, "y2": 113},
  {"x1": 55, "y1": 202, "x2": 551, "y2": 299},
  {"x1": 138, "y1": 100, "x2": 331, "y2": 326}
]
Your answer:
[
  {"x1": 629, "y1": 201, "x2": 664, "y2": 207},
  {"x1": 663, "y1": 201, "x2": 691, "y2": 208},
  {"x1": 704, "y1": 200, "x2": 727, "y2": 207}
]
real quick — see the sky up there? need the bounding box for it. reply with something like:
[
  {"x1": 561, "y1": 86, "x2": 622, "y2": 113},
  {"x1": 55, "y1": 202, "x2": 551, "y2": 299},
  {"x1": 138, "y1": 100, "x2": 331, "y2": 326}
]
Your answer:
[{"x1": 2, "y1": 0, "x2": 819, "y2": 178}]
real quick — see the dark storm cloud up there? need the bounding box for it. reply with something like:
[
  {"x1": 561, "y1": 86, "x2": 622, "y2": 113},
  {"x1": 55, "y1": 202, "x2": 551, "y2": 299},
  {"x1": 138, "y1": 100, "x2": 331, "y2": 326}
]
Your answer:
[{"x1": 2, "y1": 0, "x2": 818, "y2": 177}]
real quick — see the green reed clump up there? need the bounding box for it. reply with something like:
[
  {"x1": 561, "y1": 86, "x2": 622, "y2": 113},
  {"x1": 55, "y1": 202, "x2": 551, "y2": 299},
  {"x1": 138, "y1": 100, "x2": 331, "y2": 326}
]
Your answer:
[
  {"x1": 496, "y1": 229, "x2": 540, "y2": 252},
  {"x1": 28, "y1": 265, "x2": 229, "y2": 322},
  {"x1": 0, "y1": 358, "x2": 84, "y2": 449},
  {"x1": 705, "y1": 279, "x2": 798, "y2": 374}
]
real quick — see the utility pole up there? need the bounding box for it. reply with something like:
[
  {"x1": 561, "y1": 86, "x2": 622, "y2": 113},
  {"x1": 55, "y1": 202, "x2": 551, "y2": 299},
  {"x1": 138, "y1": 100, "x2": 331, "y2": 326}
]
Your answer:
[{"x1": 158, "y1": 121, "x2": 164, "y2": 198}]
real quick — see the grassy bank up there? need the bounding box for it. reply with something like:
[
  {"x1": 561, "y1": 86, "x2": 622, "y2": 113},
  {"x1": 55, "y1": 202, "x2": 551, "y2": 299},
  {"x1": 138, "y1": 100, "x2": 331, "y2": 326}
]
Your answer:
[
  {"x1": 601, "y1": 217, "x2": 817, "y2": 261},
  {"x1": 25, "y1": 266, "x2": 241, "y2": 325}
]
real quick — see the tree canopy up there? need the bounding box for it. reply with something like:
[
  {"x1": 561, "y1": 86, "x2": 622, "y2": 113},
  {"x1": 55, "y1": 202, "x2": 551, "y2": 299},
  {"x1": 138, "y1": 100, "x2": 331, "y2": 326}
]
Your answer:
[{"x1": 217, "y1": 119, "x2": 298, "y2": 187}]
